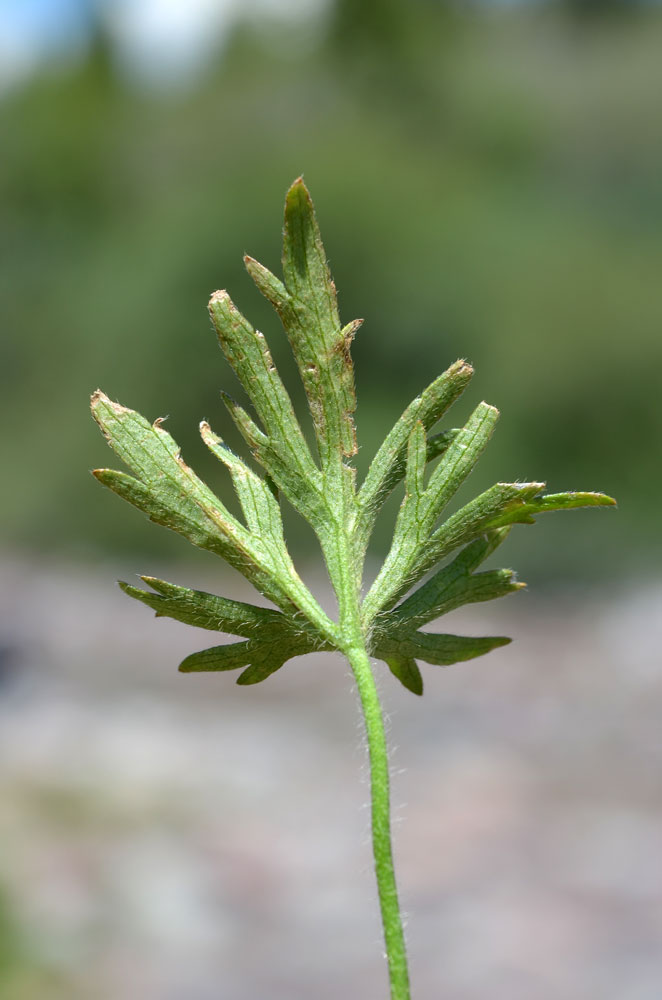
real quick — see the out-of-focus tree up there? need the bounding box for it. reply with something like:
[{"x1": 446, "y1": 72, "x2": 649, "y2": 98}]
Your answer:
[
  {"x1": 327, "y1": 0, "x2": 456, "y2": 109},
  {"x1": 1, "y1": 2, "x2": 661, "y2": 575},
  {"x1": 559, "y1": 0, "x2": 644, "y2": 20}
]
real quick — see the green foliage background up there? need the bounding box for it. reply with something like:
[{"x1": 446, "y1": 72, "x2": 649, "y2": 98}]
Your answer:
[{"x1": 2, "y1": 2, "x2": 660, "y2": 579}]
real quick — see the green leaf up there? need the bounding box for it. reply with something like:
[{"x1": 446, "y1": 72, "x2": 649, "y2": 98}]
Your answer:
[
  {"x1": 119, "y1": 576, "x2": 301, "y2": 638},
  {"x1": 249, "y1": 177, "x2": 358, "y2": 470},
  {"x1": 243, "y1": 254, "x2": 291, "y2": 316},
  {"x1": 92, "y1": 178, "x2": 615, "y2": 693},
  {"x1": 375, "y1": 421, "x2": 428, "y2": 596},
  {"x1": 384, "y1": 656, "x2": 424, "y2": 696},
  {"x1": 426, "y1": 428, "x2": 461, "y2": 465},
  {"x1": 91, "y1": 394, "x2": 280, "y2": 605},
  {"x1": 179, "y1": 642, "x2": 256, "y2": 673},
  {"x1": 374, "y1": 631, "x2": 511, "y2": 668},
  {"x1": 363, "y1": 405, "x2": 500, "y2": 622},
  {"x1": 179, "y1": 629, "x2": 317, "y2": 685},
  {"x1": 200, "y1": 421, "x2": 285, "y2": 543},
  {"x1": 236, "y1": 658, "x2": 290, "y2": 686},
  {"x1": 282, "y1": 177, "x2": 357, "y2": 464},
  {"x1": 404, "y1": 482, "x2": 545, "y2": 599},
  {"x1": 382, "y1": 530, "x2": 521, "y2": 634},
  {"x1": 245, "y1": 183, "x2": 364, "y2": 614},
  {"x1": 357, "y1": 359, "x2": 473, "y2": 547},
  {"x1": 423, "y1": 402, "x2": 499, "y2": 523},
  {"x1": 375, "y1": 485, "x2": 615, "y2": 626},
  {"x1": 208, "y1": 290, "x2": 321, "y2": 497},
  {"x1": 220, "y1": 390, "x2": 329, "y2": 531},
  {"x1": 483, "y1": 490, "x2": 617, "y2": 528},
  {"x1": 91, "y1": 391, "x2": 335, "y2": 636}
]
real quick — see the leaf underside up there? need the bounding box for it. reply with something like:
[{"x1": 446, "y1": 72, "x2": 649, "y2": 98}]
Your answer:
[{"x1": 91, "y1": 177, "x2": 616, "y2": 691}]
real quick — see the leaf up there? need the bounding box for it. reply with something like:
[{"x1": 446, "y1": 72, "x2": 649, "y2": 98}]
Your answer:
[
  {"x1": 363, "y1": 405, "x2": 500, "y2": 622},
  {"x1": 357, "y1": 359, "x2": 473, "y2": 548},
  {"x1": 179, "y1": 642, "x2": 256, "y2": 673},
  {"x1": 179, "y1": 628, "x2": 318, "y2": 685},
  {"x1": 220, "y1": 391, "x2": 329, "y2": 531},
  {"x1": 374, "y1": 630, "x2": 511, "y2": 667},
  {"x1": 385, "y1": 656, "x2": 424, "y2": 696},
  {"x1": 119, "y1": 576, "x2": 301, "y2": 638},
  {"x1": 91, "y1": 393, "x2": 280, "y2": 605},
  {"x1": 91, "y1": 391, "x2": 335, "y2": 636},
  {"x1": 247, "y1": 178, "x2": 357, "y2": 470},
  {"x1": 243, "y1": 254, "x2": 291, "y2": 316},
  {"x1": 483, "y1": 490, "x2": 617, "y2": 528},
  {"x1": 421, "y1": 483, "x2": 546, "y2": 571},
  {"x1": 92, "y1": 178, "x2": 615, "y2": 691},
  {"x1": 282, "y1": 177, "x2": 357, "y2": 465},
  {"x1": 208, "y1": 290, "x2": 322, "y2": 514},
  {"x1": 374, "y1": 421, "x2": 429, "y2": 596},
  {"x1": 236, "y1": 657, "x2": 290, "y2": 686},
  {"x1": 379, "y1": 482, "x2": 546, "y2": 618},
  {"x1": 199, "y1": 421, "x2": 285, "y2": 543},
  {"x1": 247, "y1": 181, "x2": 364, "y2": 617},
  {"x1": 382, "y1": 530, "x2": 521, "y2": 633},
  {"x1": 426, "y1": 429, "x2": 461, "y2": 464},
  {"x1": 371, "y1": 481, "x2": 615, "y2": 629},
  {"x1": 423, "y1": 402, "x2": 499, "y2": 524}
]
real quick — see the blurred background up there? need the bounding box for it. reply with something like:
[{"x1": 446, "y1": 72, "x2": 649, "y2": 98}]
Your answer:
[{"x1": 1, "y1": 0, "x2": 660, "y2": 997}]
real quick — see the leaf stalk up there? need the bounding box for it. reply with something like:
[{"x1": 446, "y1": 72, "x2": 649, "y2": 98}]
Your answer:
[{"x1": 346, "y1": 642, "x2": 411, "y2": 1000}]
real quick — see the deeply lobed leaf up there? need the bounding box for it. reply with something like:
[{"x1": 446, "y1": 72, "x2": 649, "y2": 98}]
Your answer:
[
  {"x1": 375, "y1": 529, "x2": 521, "y2": 636},
  {"x1": 363, "y1": 407, "x2": 500, "y2": 621},
  {"x1": 375, "y1": 631, "x2": 511, "y2": 667},
  {"x1": 281, "y1": 178, "x2": 358, "y2": 465},
  {"x1": 92, "y1": 177, "x2": 615, "y2": 693},
  {"x1": 120, "y1": 576, "x2": 296, "y2": 637},
  {"x1": 120, "y1": 575, "x2": 330, "y2": 685},
  {"x1": 208, "y1": 291, "x2": 325, "y2": 524},
  {"x1": 373, "y1": 630, "x2": 512, "y2": 696},
  {"x1": 356, "y1": 360, "x2": 473, "y2": 550},
  {"x1": 91, "y1": 390, "x2": 335, "y2": 639},
  {"x1": 245, "y1": 181, "x2": 359, "y2": 471},
  {"x1": 179, "y1": 631, "x2": 319, "y2": 685}
]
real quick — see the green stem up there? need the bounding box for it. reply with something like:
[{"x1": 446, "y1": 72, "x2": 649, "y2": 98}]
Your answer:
[{"x1": 346, "y1": 643, "x2": 411, "y2": 1000}]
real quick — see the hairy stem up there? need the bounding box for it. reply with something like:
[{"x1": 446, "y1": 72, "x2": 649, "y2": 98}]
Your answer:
[{"x1": 346, "y1": 643, "x2": 411, "y2": 1000}]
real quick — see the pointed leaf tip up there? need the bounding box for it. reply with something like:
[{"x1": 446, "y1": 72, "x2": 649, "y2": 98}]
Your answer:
[
  {"x1": 386, "y1": 656, "x2": 424, "y2": 695},
  {"x1": 285, "y1": 178, "x2": 314, "y2": 221},
  {"x1": 287, "y1": 175, "x2": 309, "y2": 197},
  {"x1": 235, "y1": 659, "x2": 286, "y2": 685},
  {"x1": 483, "y1": 488, "x2": 617, "y2": 529}
]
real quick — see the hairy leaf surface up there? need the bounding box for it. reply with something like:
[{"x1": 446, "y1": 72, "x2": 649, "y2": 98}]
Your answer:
[{"x1": 92, "y1": 178, "x2": 615, "y2": 690}]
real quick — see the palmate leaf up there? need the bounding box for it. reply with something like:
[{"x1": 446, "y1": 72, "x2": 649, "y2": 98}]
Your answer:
[{"x1": 91, "y1": 177, "x2": 615, "y2": 689}]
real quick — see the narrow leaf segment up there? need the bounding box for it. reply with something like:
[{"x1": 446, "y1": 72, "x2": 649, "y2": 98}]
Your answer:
[{"x1": 91, "y1": 177, "x2": 615, "y2": 1000}]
